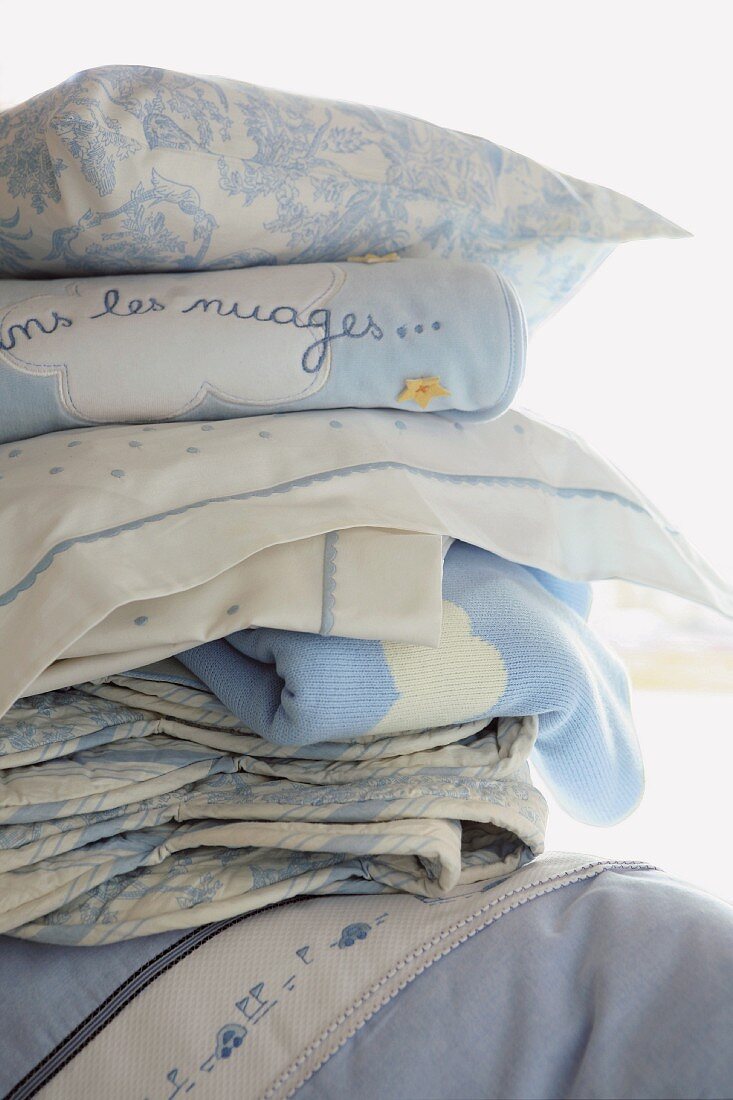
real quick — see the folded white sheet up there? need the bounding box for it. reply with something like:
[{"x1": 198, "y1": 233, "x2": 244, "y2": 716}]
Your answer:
[
  {"x1": 31, "y1": 529, "x2": 446, "y2": 692},
  {"x1": 1, "y1": 407, "x2": 730, "y2": 717}
]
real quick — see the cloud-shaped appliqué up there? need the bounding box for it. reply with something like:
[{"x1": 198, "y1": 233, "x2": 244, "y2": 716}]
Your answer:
[
  {"x1": 374, "y1": 600, "x2": 508, "y2": 734},
  {"x1": 0, "y1": 265, "x2": 346, "y2": 422}
]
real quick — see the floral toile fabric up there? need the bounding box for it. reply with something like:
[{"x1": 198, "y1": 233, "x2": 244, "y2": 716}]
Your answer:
[{"x1": 0, "y1": 66, "x2": 687, "y2": 328}]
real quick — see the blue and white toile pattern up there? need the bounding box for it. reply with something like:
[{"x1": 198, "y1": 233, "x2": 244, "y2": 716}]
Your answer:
[
  {"x1": 0, "y1": 671, "x2": 543, "y2": 944},
  {"x1": 0, "y1": 66, "x2": 688, "y2": 328}
]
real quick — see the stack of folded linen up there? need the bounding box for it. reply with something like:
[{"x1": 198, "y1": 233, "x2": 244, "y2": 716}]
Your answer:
[{"x1": 0, "y1": 66, "x2": 730, "y2": 946}]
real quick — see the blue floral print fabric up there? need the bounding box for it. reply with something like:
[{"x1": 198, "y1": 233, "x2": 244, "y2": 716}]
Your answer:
[{"x1": 0, "y1": 65, "x2": 687, "y2": 328}]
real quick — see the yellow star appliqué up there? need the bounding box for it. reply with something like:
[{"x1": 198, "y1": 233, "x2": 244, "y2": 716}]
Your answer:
[{"x1": 397, "y1": 377, "x2": 452, "y2": 410}]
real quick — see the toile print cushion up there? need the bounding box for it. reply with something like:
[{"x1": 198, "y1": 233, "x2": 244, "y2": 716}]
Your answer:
[
  {"x1": 0, "y1": 66, "x2": 688, "y2": 328},
  {"x1": 0, "y1": 258, "x2": 524, "y2": 444}
]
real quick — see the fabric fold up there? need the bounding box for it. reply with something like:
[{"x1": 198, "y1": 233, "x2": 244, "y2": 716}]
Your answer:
[
  {"x1": 0, "y1": 681, "x2": 543, "y2": 943},
  {"x1": 179, "y1": 544, "x2": 642, "y2": 826},
  {"x1": 27, "y1": 528, "x2": 447, "y2": 695},
  {"x1": 2, "y1": 408, "x2": 730, "y2": 720}
]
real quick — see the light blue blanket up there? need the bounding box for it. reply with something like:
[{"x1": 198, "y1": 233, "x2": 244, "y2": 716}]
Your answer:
[{"x1": 181, "y1": 544, "x2": 640, "y2": 826}]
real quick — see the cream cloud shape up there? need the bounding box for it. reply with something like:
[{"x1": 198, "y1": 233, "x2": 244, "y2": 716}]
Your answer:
[
  {"x1": 0, "y1": 265, "x2": 345, "y2": 421},
  {"x1": 373, "y1": 600, "x2": 508, "y2": 735}
]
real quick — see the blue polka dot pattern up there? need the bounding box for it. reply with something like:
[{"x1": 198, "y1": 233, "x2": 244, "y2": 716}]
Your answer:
[
  {"x1": 432, "y1": 321, "x2": 441, "y2": 330},
  {"x1": 186, "y1": 447, "x2": 200, "y2": 454},
  {"x1": 49, "y1": 467, "x2": 63, "y2": 475},
  {"x1": 396, "y1": 325, "x2": 407, "y2": 338},
  {"x1": 453, "y1": 422, "x2": 464, "y2": 431},
  {"x1": 110, "y1": 469, "x2": 125, "y2": 478},
  {"x1": 415, "y1": 323, "x2": 424, "y2": 334},
  {"x1": 395, "y1": 420, "x2": 407, "y2": 430},
  {"x1": 134, "y1": 615, "x2": 149, "y2": 626},
  {"x1": 329, "y1": 420, "x2": 343, "y2": 429},
  {"x1": 514, "y1": 424, "x2": 525, "y2": 434},
  {"x1": 259, "y1": 431, "x2": 271, "y2": 439},
  {"x1": 226, "y1": 604, "x2": 240, "y2": 615}
]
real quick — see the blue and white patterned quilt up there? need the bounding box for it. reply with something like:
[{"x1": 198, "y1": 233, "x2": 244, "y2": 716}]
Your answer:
[{"x1": 0, "y1": 668, "x2": 544, "y2": 944}]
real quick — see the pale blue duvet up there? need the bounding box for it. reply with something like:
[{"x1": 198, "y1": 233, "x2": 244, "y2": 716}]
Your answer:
[{"x1": 2, "y1": 864, "x2": 731, "y2": 1100}]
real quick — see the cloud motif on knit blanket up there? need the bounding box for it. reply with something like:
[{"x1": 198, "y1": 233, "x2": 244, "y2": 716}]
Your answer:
[
  {"x1": 0, "y1": 265, "x2": 344, "y2": 421},
  {"x1": 372, "y1": 600, "x2": 507, "y2": 735}
]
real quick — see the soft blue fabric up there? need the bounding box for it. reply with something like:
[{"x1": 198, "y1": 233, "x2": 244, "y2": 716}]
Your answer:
[
  {"x1": 0, "y1": 66, "x2": 687, "y2": 328},
  {"x1": 2, "y1": 868, "x2": 731, "y2": 1100},
  {"x1": 0, "y1": 259, "x2": 524, "y2": 445},
  {"x1": 180, "y1": 544, "x2": 640, "y2": 825},
  {"x1": 297, "y1": 868, "x2": 733, "y2": 1100},
  {"x1": 0, "y1": 927, "x2": 183, "y2": 1097}
]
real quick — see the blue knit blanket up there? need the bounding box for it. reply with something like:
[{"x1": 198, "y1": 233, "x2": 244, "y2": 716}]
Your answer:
[{"x1": 180, "y1": 544, "x2": 641, "y2": 826}]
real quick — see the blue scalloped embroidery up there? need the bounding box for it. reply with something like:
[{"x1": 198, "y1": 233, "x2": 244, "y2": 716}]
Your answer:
[
  {"x1": 319, "y1": 531, "x2": 339, "y2": 635},
  {"x1": 0, "y1": 462, "x2": 658, "y2": 609}
]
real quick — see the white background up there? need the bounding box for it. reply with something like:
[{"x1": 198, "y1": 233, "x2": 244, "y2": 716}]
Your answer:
[{"x1": 1, "y1": 0, "x2": 731, "y2": 897}]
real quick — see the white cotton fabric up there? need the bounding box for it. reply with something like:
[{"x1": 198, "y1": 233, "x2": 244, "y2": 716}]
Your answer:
[{"x1": 0, "y1": 407, "x2": 729, "y2": 718}]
